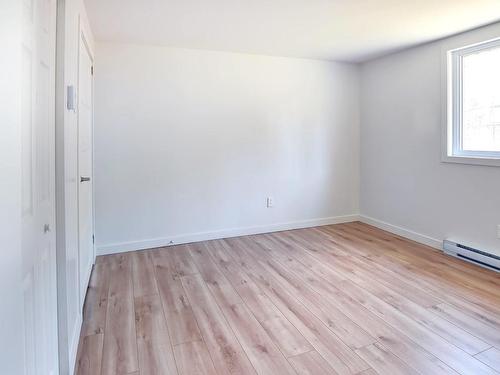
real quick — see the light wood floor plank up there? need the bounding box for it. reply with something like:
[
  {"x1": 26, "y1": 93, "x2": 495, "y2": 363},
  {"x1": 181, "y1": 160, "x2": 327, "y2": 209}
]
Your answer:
[
  {"x1": 340, "y1": 280, "x2": 497, "y2": 375},
  {"x1": 288, "y1": 350, "x2": 338, "y2": 375},
  {"x1": 225, "y1": 238, "x2": 370, "y2": 375},
  {"x1": 205, "y1": 239, "x2": 313, "y2": 358},
  {"x1": 169, "y1": 245, "x2": 199, "y2": 277},
  {"x1": 81, "y1": 223, "x2": 500, "y2": 375},
  {"x1": 344, "y1": 223, "x2": 500, "y2": 298},
  {"x1": 181, "y1": 273, "x2": 257, "y2": 375},
  {"x1": 475, "y1": 347, "x2": 500, "y2": 372},
  {"x1": 316, "y1": 225, "x2": 500, "y2": 330},
  {"x1": 81, "y1": 262, "x2": 111, "y2": 336},
  {"x1": 132, "y1": 250, "x2": 158, "y2": 298},
  {"x1": 355, "y1": 343, "x2": 420, "y2": 375},
  {"x1": 237, "y1": 236, "x2": 377, "y2": 350},
  {"x1": 430, "y1": 303, "x2": 500, "y2": 348},
  {"x1": 188, "y1": 242, "x2": 306, "y2": 371},
  {"x1": 204, "y1": 240, "x2": 279, "y2": 322},
  {"x1": 353, "y1": 276, "x2": 490, "y2": 355},
  {"x1": 324, "y1": 224, "x2": 500, "y2": 314},
  {"x1": 75, "y1": 333, "x2": 104, "y2": 375},
  {"x1": 101, "y1": 255, "x2": 139, "y2": 375},
  {"x1": 220, "y1": 302, "x2": 297, "y2": 374},
  {"x1": 351, "y1": 221, "x2": 500, "y2": 286},
  {"x1": 284, "y1": 229, "x2": 443, "y2": 308},
  {"x1": 151, "y1": 249, "x2": 202, "y2": 345},
  {"x1": 187, "y1": 242, "x2": 243, "y2": 308},
  {"x1": 135, "y1": 294, "x2": 178, "y2": 375},
  {"x1": 174, "y1": 340, "x2": 217, "y2": 375},
  {"x1": 253, "y1": 252, "x2": 456, "y2": 375},
  {"x1": 280, "y1": 231, "x2": 491, "y2": 356}
]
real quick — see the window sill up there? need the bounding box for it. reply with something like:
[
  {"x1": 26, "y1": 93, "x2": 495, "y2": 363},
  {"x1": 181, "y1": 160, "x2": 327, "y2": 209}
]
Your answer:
[{"x1": 441, "y1": 154, "x2": 500, "y2": 167}]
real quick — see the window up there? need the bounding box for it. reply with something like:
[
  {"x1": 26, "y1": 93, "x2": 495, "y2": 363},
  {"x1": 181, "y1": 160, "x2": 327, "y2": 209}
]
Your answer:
[{"x1": 445, "y1": 38, "x2": 500, "y2": 166}]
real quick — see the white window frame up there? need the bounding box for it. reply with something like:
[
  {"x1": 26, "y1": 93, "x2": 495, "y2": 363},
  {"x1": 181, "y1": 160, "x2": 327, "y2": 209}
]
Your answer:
[{"x1": 442, "y1": 37, "x2": 500, "y2": 167}]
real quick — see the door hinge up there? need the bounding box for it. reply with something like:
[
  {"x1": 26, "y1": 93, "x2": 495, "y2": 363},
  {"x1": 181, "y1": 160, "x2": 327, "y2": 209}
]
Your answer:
[
  {"x1": 91, "y1": 66, "x2": 94, "y2": 75},
  {"x1": 92, "y1": 234, "x2": 95, "y2": 244}
]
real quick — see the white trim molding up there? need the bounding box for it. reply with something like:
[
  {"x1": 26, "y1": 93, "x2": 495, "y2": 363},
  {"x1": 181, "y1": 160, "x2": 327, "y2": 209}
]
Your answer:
[
  {"x1": 359, "y1": 215, "x2": 442, "y2": 250},
  {"x1": 68, "y1": 314, "x2": 82, "y2": 375},
  {"x1": 441, "y1": 26, "x2": 500, "y2": 167},
  {"x1": 97, "y1": 214, "x2": 360, "y2": 255}
]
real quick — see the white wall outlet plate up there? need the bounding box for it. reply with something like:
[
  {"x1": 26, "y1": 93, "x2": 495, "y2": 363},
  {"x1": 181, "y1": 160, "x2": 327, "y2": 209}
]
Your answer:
[
  {"x1": 67, "y1": 85, "x2": 76, "y2": 112},
  {"x1": 266, "y1": 197, "x2": 274, "y2": 208}
]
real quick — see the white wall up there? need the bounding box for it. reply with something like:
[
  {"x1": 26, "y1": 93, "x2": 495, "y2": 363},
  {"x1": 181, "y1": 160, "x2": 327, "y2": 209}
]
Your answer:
[
  {"x1": 0, "y1": 1, "x2": 25, "y2": 373},
  {"x1": 360, "y1": 22, "x2": 500, "y2": 256},
  {"x1": 56, "y1": 0, "x2": 95, "y2": 373},
  {"x1": 94, "y1": 43, "x2": 360, "y2": 253}
]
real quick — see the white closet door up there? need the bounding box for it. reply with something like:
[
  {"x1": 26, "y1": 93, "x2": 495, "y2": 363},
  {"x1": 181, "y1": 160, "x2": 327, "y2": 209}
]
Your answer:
[{"x1": 21, "y1": 0, "x2": 59, "y2": 374}]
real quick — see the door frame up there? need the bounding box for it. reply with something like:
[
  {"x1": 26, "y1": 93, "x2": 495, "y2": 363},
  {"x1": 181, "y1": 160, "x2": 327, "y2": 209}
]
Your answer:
[{"x1": 54, "y1": 8, "x2": 96, "y2": 374}]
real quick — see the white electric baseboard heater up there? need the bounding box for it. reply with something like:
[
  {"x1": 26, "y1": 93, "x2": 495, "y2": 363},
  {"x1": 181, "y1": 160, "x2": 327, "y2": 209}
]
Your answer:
[{"x1": 443, "y1": 240, "x2": 500, "y2": 272}]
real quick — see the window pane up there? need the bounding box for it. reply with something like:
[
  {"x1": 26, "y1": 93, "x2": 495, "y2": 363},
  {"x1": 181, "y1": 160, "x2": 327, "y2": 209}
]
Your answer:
[{"x1": 462, "y1": 45, "x2": 500, "y2": 152}]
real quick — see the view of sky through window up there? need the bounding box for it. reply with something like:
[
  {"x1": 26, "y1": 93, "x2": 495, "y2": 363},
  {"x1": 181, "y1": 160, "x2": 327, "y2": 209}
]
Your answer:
[{"x1": 462, "y1": 45, "x2": 500, "y2": 152}]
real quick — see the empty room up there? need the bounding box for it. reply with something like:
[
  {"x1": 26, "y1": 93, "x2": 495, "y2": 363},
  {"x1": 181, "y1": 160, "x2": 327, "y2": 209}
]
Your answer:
[{"x1": 2, "y1": 0, "x2": 500, "y2": 374}]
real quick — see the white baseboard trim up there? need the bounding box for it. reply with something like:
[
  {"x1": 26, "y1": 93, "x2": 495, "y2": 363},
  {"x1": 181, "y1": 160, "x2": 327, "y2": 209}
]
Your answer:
[
  {"x1": 68, "y1": 314, "x2": 82, "y2": 375},
  {"x1": 97, "y1": 214, "x2": 360, "y2": 255},
  {"x1": 359, "y1": 215, "x2": 442, "y2": 250}
]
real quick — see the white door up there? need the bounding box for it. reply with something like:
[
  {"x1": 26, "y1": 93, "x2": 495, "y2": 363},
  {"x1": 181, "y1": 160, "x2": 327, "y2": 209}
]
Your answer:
[
  {"x1": 21, "y1": 0, "x2": 59, "y2": 374},
  {"x1": 78, "y1": 33, "x2": 95, "y2": 308}
]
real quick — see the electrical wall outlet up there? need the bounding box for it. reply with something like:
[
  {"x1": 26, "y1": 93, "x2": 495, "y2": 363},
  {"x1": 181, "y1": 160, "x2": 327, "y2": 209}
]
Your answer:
[{"x1": 266, "y1": 197, "x2": 274, "y2": 208}]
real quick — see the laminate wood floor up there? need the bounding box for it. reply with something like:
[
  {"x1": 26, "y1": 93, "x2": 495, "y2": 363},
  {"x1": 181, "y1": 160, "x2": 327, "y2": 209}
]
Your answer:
[{"x1": 75, "y1": 222, "x2": 500, "y2": 375}]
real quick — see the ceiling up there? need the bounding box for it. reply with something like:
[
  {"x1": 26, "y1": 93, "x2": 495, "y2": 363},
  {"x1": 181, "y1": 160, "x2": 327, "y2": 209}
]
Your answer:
[{"x1": 84, "y1": 0, "x2": 500, "y2": 62}]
